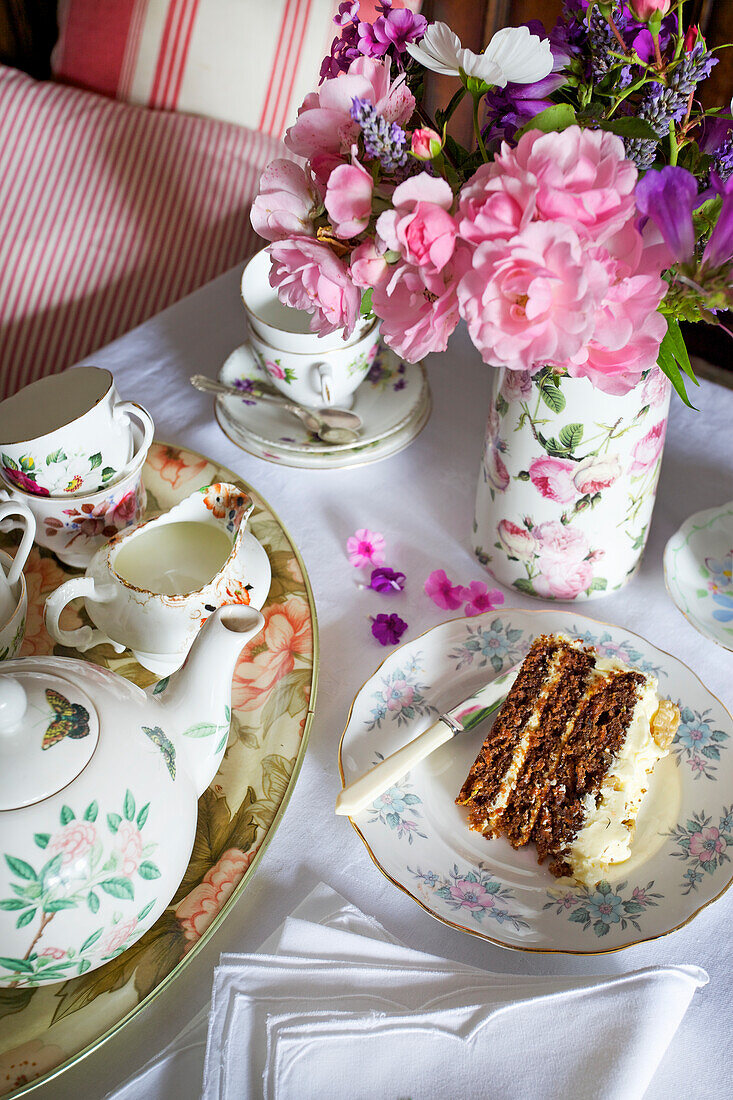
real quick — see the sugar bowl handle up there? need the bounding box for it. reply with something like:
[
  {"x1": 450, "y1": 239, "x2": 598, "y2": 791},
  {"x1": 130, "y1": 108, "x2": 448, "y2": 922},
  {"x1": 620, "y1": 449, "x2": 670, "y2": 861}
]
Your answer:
[{"x1": 44, "y1": 577, "x2": 125, "y2": 653}]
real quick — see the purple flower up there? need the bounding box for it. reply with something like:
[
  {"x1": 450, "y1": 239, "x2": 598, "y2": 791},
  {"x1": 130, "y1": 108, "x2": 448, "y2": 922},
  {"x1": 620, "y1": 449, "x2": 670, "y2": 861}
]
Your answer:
[
  {"x1": 371, "y1": 612, "x2": 408, "y2": 646},
  {"x1": 334, "y1": 1, "x2": 359, "y2": 26},
  {"x1": 381, "y1": 8, "x2": 427, "y2": 51},
  {"x1": 703, "y1": 179, "x2": 733, "y2": 269},
  {"x1": 351, "y1": 97, "x2": 408, "y2": 173},
  {"x1": 635, "y1": 166, "x2": 698, "y2": 262},
  {"x1": 369, "y1": 567, "x2": 406, "y2": 593}
]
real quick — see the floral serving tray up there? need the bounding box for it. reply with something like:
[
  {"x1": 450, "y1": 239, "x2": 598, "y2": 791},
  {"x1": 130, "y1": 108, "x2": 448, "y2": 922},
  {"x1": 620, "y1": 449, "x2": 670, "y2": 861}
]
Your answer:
[
  {"x1": 339, "y1": 610, "x2": 732, "y2": 954},
  {"x1": 664, "y1": 501, "x2": 733, "y2": 652},
  {"x1": 0, "y1": 443, "x2": 318, "y2": 1097}
]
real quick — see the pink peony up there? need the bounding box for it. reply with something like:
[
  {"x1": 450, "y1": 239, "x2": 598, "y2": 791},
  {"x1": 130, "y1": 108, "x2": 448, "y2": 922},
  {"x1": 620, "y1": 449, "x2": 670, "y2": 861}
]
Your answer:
[
  {"x1": 629, "y1": 420, "x2": 667, "y2": 475},
  {"x1": 268, "y1": 237, "x2": 361, "y2": 338},
  {"x1": 324, "y1": 159, "x2": 373, "y2": 239},
  {"x1": 48, "y1": 822, "x2": 96, "y2": 867},
  {"x1": 500, "y1": 369, "x2": 533, "y2": 402},
  {"x1": 114, "y1": 820, "x2": 144, "y2": 877},
  {"x1": 349, "y1": 239, "x2": 389, "y2": 289},
  {"x1": 457, "y1": 222, "x2": 607, "y2": 372},
  {"x1": 376, "y1": 173, "x2": 457, "y2": 272},
  {"x1": 424, "y1": 569, "x2": 464, "y2": 610},
  {"x1": 534, "y1": 559, "x2": 594, "y2": 600},
  {"x1": 573, "y1": 453, "x2": 621, "y2": 494},
  {"x1": 176, "y1": 848, "x2": 256, "y2": 946},
  {"x1": 498, "y1": 519, "x2": 537, "y2": 561},
  {"x1": 38, "y1": 946, "x2": 66, "y2": 960},
  {"x1": 534, "y1": 520, "x2": 589, "y2": 565},
  {"x1": 528, "y1": 457, "x2": 578, "y2": 503},
  {"x1": 285, "y1": 56, "x2": 415, "y2": 159},
  {"x1": 372, "y1": 257, "x2": 464, "y2": 361},
  {"x1": 101, "y1": 917, "x2": 138, "y2": 956},
  {"x1": 496, "y1": 126, "x2": 638, "y2": 244},
  {"x1": 458, "y1": 161, "x2": 537, "y2": 245},
  {"x1": 250, "y1": 159, "x2": 318, "y2": 243}
]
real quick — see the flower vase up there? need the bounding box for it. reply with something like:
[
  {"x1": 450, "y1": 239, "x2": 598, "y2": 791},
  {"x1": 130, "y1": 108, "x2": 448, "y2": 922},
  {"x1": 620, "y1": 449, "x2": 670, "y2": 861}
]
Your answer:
[{"x1": 473, "y1": 366, "x2": 671, "y2": 601}]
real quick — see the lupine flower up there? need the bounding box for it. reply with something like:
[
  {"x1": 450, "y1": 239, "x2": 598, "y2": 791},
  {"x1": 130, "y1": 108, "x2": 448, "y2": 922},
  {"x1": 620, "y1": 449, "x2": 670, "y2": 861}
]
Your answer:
[
  {"x1": 350, "y1": 97, "x2": 409, "y2": 172},
  {"x1": 371, "y1": 612, "x2": 408, "y2": 645},
  {"x1": 347, "y1": 528, "x2": 386, "y2": 567}
]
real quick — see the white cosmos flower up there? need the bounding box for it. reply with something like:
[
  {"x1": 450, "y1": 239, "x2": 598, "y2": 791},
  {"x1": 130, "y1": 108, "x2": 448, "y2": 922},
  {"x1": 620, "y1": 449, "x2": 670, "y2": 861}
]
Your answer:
[{"x1": 408, "y1": 22, "x2": 553, "y2": 88}]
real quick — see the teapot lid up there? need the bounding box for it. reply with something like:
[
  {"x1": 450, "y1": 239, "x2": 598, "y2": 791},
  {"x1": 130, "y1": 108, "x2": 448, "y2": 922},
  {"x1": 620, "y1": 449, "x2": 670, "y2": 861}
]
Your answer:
[{"x1": 0, "y1": 670, "x2": 99, "y2": 810}]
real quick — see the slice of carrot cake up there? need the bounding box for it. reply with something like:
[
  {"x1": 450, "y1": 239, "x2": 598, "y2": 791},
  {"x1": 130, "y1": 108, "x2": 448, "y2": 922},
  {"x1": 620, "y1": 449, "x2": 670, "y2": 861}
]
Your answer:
[{"x1": 456, "y1": 633, "x2": 679, "y2": 885}]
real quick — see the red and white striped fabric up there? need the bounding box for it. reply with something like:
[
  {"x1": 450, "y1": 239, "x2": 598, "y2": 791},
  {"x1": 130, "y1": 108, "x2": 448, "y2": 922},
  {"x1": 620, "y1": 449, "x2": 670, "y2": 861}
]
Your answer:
[
  {"x1": 0, "y1": 64, "x2": 287, "y2": 398},
  {"x1": 51, "y1": 0, "x2": 420, "y2": 137}
]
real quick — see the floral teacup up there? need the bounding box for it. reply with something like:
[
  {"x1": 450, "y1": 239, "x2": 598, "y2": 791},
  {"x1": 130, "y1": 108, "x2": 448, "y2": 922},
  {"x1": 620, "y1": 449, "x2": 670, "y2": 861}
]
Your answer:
[
  {"x1": 0, "y1": 365, "x2": 154, "y2": 496},
  {"x1": 0, "y1": 422, "x2": 149, "y2": 568},
  {"x1": 0, "y1": 502, "x2": 35, "y2": 659},
  {"x1": 45, "y1": 483, "x2": 270, "y2": 674}
]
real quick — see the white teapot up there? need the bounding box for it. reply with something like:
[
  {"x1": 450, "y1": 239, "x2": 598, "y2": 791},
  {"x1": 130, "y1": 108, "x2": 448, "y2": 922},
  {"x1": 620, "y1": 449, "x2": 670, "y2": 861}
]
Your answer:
[{"x1": 0, "y1": 602, "x2": 264, "y2": 987}]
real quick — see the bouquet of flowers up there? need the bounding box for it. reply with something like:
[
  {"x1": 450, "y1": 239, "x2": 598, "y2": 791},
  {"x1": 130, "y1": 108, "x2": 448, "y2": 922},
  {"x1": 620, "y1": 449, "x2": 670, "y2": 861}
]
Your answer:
[{"x1": 251, "y1": 0, "x2": 733, "y2": 406}]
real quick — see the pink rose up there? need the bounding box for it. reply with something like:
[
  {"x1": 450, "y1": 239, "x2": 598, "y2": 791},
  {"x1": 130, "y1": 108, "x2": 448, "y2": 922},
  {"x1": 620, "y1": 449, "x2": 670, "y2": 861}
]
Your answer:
[
  {"x1": 630, "y1": 0, "x2": 671, "y2": 19},
  {"x1": 324, "y1": 159, "x2": 373, "y2": 239},
  {"x1": 285, "y1": 56, "x2": 415, "y2": 159},
  {"x1": 349, "y1": 239, "x2": 389, "y2": 289},
  {"x1": 497, "y1": 126, "x2": 637, "y2": 244},
  {"x1": 534, "y1": 520, "x2": 589, "y2": 565},
  {"x1": 500, "y1": 369, "x2": 532, "y2": 401},
  {"x1": 108, "y1": 488, "x2": 140, "y2": 526},
  {"x1": 371, "y1": 257, "x2": 464, "y2": 361},
  {"x1": 485, "y1": 445, "x2": 510, "y2": 492},
  {"x1": 573, "y1": 454, "x2": 620, "y2": 495},
  {"x1": 265, "y1": 359, "x2": 285, "y2": 380},
  {"x1": 534, "y1": 559, "x2": 594, "y2": 600},
  {"x1": 573, "y1": 453, "x2": 621, "y2": 495},
  {"x1": 458, "y1": 161, "x2": 537, "y2": 245},
  {"x1": 114, "y1": 820, "x2": 143, "y2": 877},
  {"x1": 250, "y1": 160, "x2": 318, "y2": 243},
  {"x1": 641, "y1": 367, "x2": 670, "y2": 408},
  {"x1": 498, "y1": 519, "x2": 537, "y2": 562},
  {"x1": 629, "y1": 420, "x2": 667, "y2": 475},
  {"x1": 411, "y1": 127, "x2": 442, "y2": 160},
  {"x1": 268, "y1": 237, "x2": 361, "y2": 338},
  {"x1": 48, "y1": 821, "x2": 96, "y2": 867},
  {"x1": 376, "y1": 173, "x2": 457, "y2": 272},
  {"x1": 457, "y1": 222, "x2": 607, "y2": 372},
  {"x1": 175, "y1": 848, "x2": 256, "y2": 946},
  {"x1": 528, "y1": 457, "x2": 578, "y2": 503},
  {"x1": 101, "y1": 917, "x2": 138, "y2": 956}
]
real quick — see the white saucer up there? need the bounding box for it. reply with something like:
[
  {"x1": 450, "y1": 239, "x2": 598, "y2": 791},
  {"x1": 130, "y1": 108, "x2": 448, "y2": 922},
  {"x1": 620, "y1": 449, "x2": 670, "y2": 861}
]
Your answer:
[
  {"x1": 214, "y1": 343, "x2": 431, "y2": 469},
  {"x1": 664, "y1": 501, "x2": 733, "y2": 651}
]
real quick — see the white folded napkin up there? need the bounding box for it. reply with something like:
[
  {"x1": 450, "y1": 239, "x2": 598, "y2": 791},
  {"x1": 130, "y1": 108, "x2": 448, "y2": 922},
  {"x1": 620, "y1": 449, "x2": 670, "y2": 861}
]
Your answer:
[{"x1": 107, "y1": 883, "x2": 707, "y2": 1100}]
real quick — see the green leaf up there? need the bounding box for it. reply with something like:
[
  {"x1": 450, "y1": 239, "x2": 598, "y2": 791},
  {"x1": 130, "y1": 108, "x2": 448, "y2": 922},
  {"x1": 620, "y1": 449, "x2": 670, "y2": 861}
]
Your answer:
[
  {"x1": 598, "y1": 117, "x2": 659, "y2": 139},
  {"x1": 152, "y1": 676, "x2": 170, "y2": 696},
  {"x1": 84, "y1": 801, "x2": 98, "y2": 822},
  {"x1": 588, "y1": 576, "x2": 608, "y2": 591},
  {"x1": 518, "y1": 103, "x2": 576, "y2": 136},
  {"x1": 183, "y1": 722, "x2": 218, "y2": 738},
  {"x1": 16, "y1": 908, "x2": 36, "y2": 929},
  {"x1": 0, "y1": 956, "x2": 34, "y2": 973},
  {"x1": 107, "y1": 812, "x2": 122, "y2": 833},
  {"x1": 34, "y1": 833, "x2": 50, "y2": 849},
  {"x1": 215, "y1": 731, "x2": 229, "y2": 754},
  {"x1": 100, "y1": 877, "x2": 135, "y2": 900},
  {"x1": 45, "y1": 448, "x2": 66, "y2": 464},
  {"x1": 539, "y1": 380, "x2": 565, "y2": 414},
  {"x1": 89, "y1": 453, "x2": 102, "y2": 469},
  {"x1": 0, "y1": 898, "x2": 29, "y2": 910},
  {"x1": 512, "y1": 577, "x2": 536, "y2": 595},
  {"x1": 80, "y1": 928, "x2": 103, "y2": 953},
  {"x1": 44, "y1": 898, "x2": 77, "y2": 912},
  {"x1": 101, "y1": 466, "x2": 116, "y2": 483},
  {"x1": 360, "y1": 288, "x2": 373, "y2": 316},
  {"x1": 658, "y1": 317, "x2": 699, "y2": 409},
  {"x1": 87, "y1": 891, "x2": 99, "y2": 914},
  {"x1": 1, "y1": 454, "x2": 18, "y2": 470},
  {"x1": 224, "y1": 705, "x2": 231, "y2": 722},
  {"x1": 40, "y1": 853, "x2": 63, "y2": 885},
  {"x1": 5, "y1": 855, "x2": 37, "y2": 881},
  {"x1": 137, "y1": 803, "x2": 150, "y2": 829},
  {"x1": 138, "y1": 899, "x2": 156, "y2": 921},
  {"x1": 558, "y1": 423, "x2": 583, "y2": 451},
  {"x1": 60, "y1": 805, "x2": 75, "y2": 825},
  {"x1": 123, "y1": 790, "x2": 135, "y2": 821},
  {"x1": 138, "y1": 861, "x2": 161, "y2": 880},
  {"x1": 78, "y1": 958, "x2": 91, "y2": 973}
]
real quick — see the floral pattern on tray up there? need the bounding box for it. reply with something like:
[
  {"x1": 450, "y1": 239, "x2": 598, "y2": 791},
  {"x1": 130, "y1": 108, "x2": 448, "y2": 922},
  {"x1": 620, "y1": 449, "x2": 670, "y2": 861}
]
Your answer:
[
  {"x1": 339, "y1": 609, "x2": 733, "y2": 954},
  {"x1": 0, "y1": 443, "x2": 318, "y2": 1098}
]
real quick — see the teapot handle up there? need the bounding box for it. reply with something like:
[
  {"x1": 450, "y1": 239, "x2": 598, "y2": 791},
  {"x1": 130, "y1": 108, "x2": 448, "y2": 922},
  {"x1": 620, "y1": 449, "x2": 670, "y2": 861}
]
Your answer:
[{"x1": 44, "y1": 578, "x2": 125, "y2": 653}]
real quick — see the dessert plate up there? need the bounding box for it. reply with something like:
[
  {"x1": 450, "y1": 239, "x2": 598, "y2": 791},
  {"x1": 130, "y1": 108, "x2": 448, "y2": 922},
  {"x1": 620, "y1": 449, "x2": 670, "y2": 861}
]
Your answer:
[
  {"x1": 664, "y1": 502, "x2": 733, "y2": 651},
  {"x1": 0, "y1": 443, "x2": 318, "y2": 1098},
  {"x1": 339, "y1": 610, "x2": 733, "y2": 954},
  {"x1": 214, "y1": 342, "x2": 431, "y2": 468}
]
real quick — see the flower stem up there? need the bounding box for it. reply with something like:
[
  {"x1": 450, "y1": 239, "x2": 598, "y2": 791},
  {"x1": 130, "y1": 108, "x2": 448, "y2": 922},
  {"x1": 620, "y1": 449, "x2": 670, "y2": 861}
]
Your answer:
[
  {"x1": 472, "y1": 94, "x2": 489, "y2": 163},
  {"x1": 669, "y1": 120, "x2": 679, "y2": 165}
]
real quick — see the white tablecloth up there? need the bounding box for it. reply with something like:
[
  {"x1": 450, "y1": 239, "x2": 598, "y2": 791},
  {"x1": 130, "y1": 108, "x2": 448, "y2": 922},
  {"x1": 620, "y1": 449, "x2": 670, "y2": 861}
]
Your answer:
[{"x1": 35, "y1": 265, "x2": 733, "y2": 1100}]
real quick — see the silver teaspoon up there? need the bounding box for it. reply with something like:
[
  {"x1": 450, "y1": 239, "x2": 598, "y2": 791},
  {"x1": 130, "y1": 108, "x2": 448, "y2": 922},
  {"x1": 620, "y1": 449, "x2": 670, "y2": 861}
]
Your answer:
[{"x1": 191, "y1": 375, "x2": 362, "y2": 443}]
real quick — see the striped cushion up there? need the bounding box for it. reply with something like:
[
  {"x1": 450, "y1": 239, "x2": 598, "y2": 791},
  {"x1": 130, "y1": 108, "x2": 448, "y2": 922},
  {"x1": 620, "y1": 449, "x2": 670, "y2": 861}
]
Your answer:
[
  {"x1": 51, "y1": 1, "x2": 421, "y2": 137},
  {"x1": 0, "y1": 64, "x2": 287, "y2": 397}
]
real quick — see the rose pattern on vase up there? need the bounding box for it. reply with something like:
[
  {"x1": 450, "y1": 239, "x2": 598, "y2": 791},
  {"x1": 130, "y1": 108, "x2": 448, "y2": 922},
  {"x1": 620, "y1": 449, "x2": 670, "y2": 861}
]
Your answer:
[
  {"x1": 666, "y1": 806, "x2": 733, "y2": 894},
  {"x1": 410, "y1": 863, "x2": 529, "y2": 931},
  {"x1": 0, "y1": 791, "x2": 159, "y2": 986},
  {"x1": 368, "y1": 753, "x2": 426, "y2": 843},
  {"x1": 671, "y1": 705, "x2": 729, "y2": 781},
  {"x1": 366, "y1": 653, "x2": 436, "y2": 730},
  {"x1": 473, "y1": 366, "x2": 671, "y2": 600},
  {"x1": 543, "y1": 879, "x2": 662, "y2": 937}
]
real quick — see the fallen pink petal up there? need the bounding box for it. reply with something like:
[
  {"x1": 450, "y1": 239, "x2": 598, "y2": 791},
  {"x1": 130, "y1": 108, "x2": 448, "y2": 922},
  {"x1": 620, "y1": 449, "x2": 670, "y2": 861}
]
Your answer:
[
  {"x1": 460, "y1": 580, "x2": 505, "y2": 617},
  {"x1": 347, "y1": 528, "x2": 386, "y2": 568},
  {"x1": 424, "y1": 569, "x2": 464, "y2": 610}
]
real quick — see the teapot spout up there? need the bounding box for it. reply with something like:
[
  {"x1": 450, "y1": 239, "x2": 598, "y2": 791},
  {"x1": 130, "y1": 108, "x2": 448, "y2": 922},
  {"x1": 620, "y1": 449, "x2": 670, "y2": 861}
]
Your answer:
[{"x1": 150, "y1": 604, "x2": 264, "y2": 796}]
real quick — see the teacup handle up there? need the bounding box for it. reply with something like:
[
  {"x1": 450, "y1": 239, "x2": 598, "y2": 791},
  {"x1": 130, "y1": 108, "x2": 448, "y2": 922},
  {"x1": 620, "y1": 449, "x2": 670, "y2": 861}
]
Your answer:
[
  {"x1": 114, "y1": 402, "x2": 155, "y2": 474},
  {"x1": 0, "y1": 502, "x2": 36, "y2": 586},
  {"x1": 44, "y1": 578, "x2": 125, "y2": 653},
  {"x1": 316, "y1": 363, "x2": 334, "y2": 406}
]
